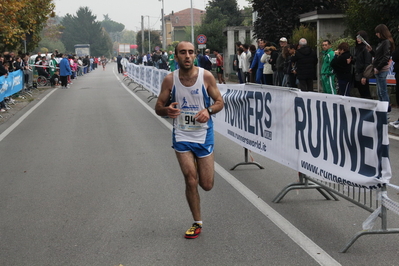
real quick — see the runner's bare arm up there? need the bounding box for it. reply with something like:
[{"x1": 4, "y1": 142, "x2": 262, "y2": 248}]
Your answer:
[
  {"x1": 193, "y1": 70, "x2": 224, "y2": 123},
  {"x1": 155, "y1": 73, "x2": 180, "y2": 118}
]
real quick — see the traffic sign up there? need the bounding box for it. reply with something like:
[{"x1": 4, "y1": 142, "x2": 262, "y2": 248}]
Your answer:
[
  {"x1": 198, "y1": 44, "x2": 206, "y2": 49},
  {"x1": 197, "y1": 34, "x2": 207, "y2": 44}
]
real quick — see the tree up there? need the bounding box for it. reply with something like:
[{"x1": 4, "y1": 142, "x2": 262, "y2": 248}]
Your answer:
[
  {"x1": 343, "y1": 0, "x2": 399, "y2": 45},
  {"x1": 36, "y1": 16, "x2": 65, "y2": 53},
  {"x1": 252, "y1": 0, "x2": 343, "y2": 44},
  {"x1": 135, "y1": 30, "x2": 162, "y2": 54},
  {"x1": 0, "y1": 0, "x2": 55, "y2": 52},
  {"x1": 203, "y1": 0, "x2": 244, "y2": 26},
  {"x1": 188, "y1": 19, "x2": 227, "y2": 52},
  {"x1": 60, "y1": 7, "x2": 113, "y2": 56},
  {"x1": 101, "y1": 15, "x2": 125, "y2": 33},
  {"x1": 101, "y1": 15, "x2": 125, "y2": 44}
]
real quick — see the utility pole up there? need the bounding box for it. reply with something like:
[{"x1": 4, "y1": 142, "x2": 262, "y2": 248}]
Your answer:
[
  {"x1": 141, "y1": 16, "x2": 144, "y2": 55},
  {"x1": 190, "y1": 0, "x2": 194, "y2": 44},
  {"x1": 148, "y1": 16, "x2": 151, "y2": 53},
  {"x1": 160, "y1": 0, "x2": 166, "y2": 50}
]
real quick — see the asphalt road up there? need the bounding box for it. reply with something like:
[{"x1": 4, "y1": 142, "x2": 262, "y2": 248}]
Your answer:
[{"x1": 0, "y1": 63, "x2": 398, "y2": 266}]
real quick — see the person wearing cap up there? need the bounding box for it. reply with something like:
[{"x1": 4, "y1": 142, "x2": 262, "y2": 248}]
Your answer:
[
  {"x1": 321, "y1": 40, "x2": 337, "y2": 94},
  {"x1": 275, "y1": 37, "x2": 288, "y2": 86}
]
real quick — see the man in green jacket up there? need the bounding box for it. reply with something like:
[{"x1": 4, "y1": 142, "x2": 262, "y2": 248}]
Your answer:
[{"x1": 321, "y1": 40, "x2": 336, "y2": 94}]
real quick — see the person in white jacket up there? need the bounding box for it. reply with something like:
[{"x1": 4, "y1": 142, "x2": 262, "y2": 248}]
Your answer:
[
  {"x1": 238, "y1": 47, "x2": 249, "y2": 84},
  {"x1": 260, "y1": 47, "x2": 274, "y2": 85}
]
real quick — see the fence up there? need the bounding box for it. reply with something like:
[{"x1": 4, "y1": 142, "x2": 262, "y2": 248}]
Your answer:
[{"x1": 123, "y1": 62, "x2": 399, "y2": 252}]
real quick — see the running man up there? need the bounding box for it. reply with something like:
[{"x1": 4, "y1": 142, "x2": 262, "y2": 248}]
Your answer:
[{"x1": 155, "y1": 41, "x2": 224, "y2": 239}]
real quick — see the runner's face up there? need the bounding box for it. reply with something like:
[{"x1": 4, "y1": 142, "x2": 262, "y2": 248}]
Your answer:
[{"x1": 176, "y1": 42, "x2": 195, "y2": 69}]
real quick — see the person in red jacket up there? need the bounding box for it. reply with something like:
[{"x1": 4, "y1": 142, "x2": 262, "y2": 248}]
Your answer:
[{"x1": 213, "y1": 49, "x2": 225, "y2": 84}]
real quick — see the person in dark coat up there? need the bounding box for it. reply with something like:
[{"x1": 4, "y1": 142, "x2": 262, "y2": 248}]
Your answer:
[
  {"x1": 116, "y1": 54, "x2": 123, "y2": 74},
  {"x1": 331, "y1": 42, "x2": 353, "y2": 96},
  {"x1": 290, "y1": 38, "x2": 318, "y2": 91},
  {"x1": 353, "y1": 31, "x2": 372, "y2": 99}
]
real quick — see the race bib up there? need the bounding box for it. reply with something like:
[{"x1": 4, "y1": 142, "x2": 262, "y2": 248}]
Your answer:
[{"x1": 177, "y1": 110, "x2": 206, "y2": 131}]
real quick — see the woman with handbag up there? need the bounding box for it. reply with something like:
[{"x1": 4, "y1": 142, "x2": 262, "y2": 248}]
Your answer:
[
  {"x1": 353, "y1": 31, "x2": 372, "y2": 98},
  {"x1": 366, "y1": 24, "x2": 395, "y2": 113}
]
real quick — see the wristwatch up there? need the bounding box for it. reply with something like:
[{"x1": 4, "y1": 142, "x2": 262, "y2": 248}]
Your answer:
[{"x1": 207, "y1": 107, "x2": 213, "y2": 114}]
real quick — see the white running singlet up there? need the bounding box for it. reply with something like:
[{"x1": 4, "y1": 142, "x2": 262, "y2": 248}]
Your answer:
[{"x1": 172, "y1": 67, "x2": 213, "y2": 144}]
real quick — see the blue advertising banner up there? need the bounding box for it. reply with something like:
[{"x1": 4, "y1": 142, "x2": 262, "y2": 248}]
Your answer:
[{"x1": 0, "y1": 70, "x2": 24, "y2": 102}]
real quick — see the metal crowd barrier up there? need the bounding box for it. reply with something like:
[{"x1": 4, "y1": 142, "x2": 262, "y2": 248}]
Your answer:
[
  {"x1": 123, "y1": 69, "x2": 158, "y2": 102},
  {"x1": 273, "y1": 173, "x2": 399, "y2": 252},
  {"x1": 121, "y1": 63, "x2": 399, "y2": 253}
]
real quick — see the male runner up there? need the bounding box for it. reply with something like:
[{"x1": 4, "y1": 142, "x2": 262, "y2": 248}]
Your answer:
[{"x1": 155, "y1": 41, "x2": 224, "y2": 239}]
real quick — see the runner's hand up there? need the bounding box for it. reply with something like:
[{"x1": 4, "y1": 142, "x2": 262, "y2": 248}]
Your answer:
[
  {"x1": 194, "y1": 109, "x2": 210, "y2": 123},
  {"x1": 167, "y1": 102, "x2": 180, "y2": 118}
]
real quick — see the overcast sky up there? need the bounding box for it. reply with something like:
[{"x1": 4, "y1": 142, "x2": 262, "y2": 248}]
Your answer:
[{"x1": 54, "y1": 0, "x2": 251, "y2": 32}]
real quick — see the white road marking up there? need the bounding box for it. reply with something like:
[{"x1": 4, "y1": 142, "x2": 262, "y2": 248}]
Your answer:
[
  {"x1": 0, "y1": 88, "x2": 58, "y2": 142},
  {"x1": 115, "y1": 70, "x2": 342, "y2": 266}
]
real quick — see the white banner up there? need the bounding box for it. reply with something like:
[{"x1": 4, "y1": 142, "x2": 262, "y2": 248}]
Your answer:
[
  {"x1": 213, "y1": 84, "x2": 391, "y2": 189},
  {"x1": 125, "y1": 63, "x2": 392, "y2": 188}
]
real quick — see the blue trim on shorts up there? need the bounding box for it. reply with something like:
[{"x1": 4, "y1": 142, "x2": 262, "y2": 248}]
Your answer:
[{"x1": 172, "y1": 141, "x2": 214, "y2": 158}]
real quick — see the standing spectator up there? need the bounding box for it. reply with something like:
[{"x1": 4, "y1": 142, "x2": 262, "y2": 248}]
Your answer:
[
  {"x1": 331, "y1": 42, "x2": 353, "y2": 96},
  {"x1": 390, "y1": 25, "x2": 399, "y2": 127},
  {"x1": 275, "y1": 37, "x2": 288, "y2": 86},
  {"x1": 367, "y1": 24, "x2": 395, "y2": 114},
  {"x1": 234, "y1": 41, "x2": 243, "y2": 83},
  {"x1": 353, "y1": 31, "x2": 372, "y2": 99},
  {"x1": 83, "y1": 56, "x2": 90, "y2": 74},
  {"x1": 59, "y1": 54, "x2": 72, "y2": 89},
  {"x1": 248, "y1": 44, "x2": 257, "y2": 83},
  {"x1": 94, "y1": 56, "x2": 99, "y2": 69},
  {"x1": 168, "y1": 51, "x2": 175, "y2": 72},
  {"x1": 213, "y1": 49, "x2": 225, "y2": 84},
  {"x1": 281, "y1": 46, "x2": 292, "y2": 87},
  {"x1": 196, "y1": 50, "x2": 203, "y2": 68},
  {"x1": 13, "y1": 56, "x2": 23, "y2": 71},
  {"x1": 49, "y1": 54, "x2": 58, "y2": 77},
  {"x1": 242, "y1": 44, "x2": 251, "y2": 83},
  {"x1": 117, "y1": 54, "x2": 123, "y2": 74},
  {"x1": 291, "y1": 38, "x2": 318, "y2": 92},
  {"x1": 237, "y1": 47, "x2": 247, "y2": 84},
  {"x1": 89, "y1": 56, "x2": 94, "y2": 72},
  {"x1": 142, "y1": 53, "x2": 148, "y2": 66},
  {"x1": 22, "y1": 54, "x2": 32, "y2": 88},
  {"x1": 249, "y1": 39, "x2": 266, "y2": 84},
  {"x1": 260, "y1": 47, "x2": 275, "y2": 85},
  {"x1": 320, "y1": 40, "x2": 337, "y2": 94},
  {"x1": 268, "y1": 46, "x2": 278, "y2": 84},
  {"x1": 288, "y1": 44, "x2": 298, "y2": 88},
  {"x1": 0, "y1": 55, "x2": 8, "y2": 112},
  {"x1": 202, "y1": 49, "x2": 212, "y2": 71}
]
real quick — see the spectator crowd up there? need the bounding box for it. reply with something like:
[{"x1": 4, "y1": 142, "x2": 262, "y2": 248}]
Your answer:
[{"x1": 0, "y1": 50, "x2": 108, "y2": 113}]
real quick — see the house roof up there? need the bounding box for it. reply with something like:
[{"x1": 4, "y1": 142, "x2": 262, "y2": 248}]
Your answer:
[{"x1": 165, "y1": 8, "x2": 205, "y2": 27}]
